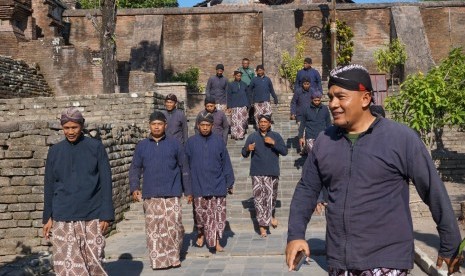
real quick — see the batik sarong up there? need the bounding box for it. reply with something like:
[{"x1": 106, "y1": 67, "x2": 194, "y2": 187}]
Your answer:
[
  {"x1": 329, "y1": 267, "x2": 408, "y2": 276},
  {"x1": 216, "y1": 104, "x2": 231, "y2": 126},
  {"x1": 194, "y1": 196, "x2": 226, "y2": 248},
  {"x1": 51, "y1": 219, "x2": 107, "y2": 276},
  {"x1": 301, "y1": 138, "x2": 315, "y2": 155},
  {"x1": 143, "y1": 197, "x2": 184, "y2": 269},
  {"x1": 252, "y1": 176, "x2": 279, "y2": 227},
  {"x1": 231, "y1": 106, "x2": 248, "y2": 139},
  {"x1": 253, "y1": 101, "x2": 272, "y2": 125}
]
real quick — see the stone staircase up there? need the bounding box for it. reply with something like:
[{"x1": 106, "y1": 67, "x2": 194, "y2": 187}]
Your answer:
[{"x1": 117, "y1": 106, "x2": 326, "y2": 233}]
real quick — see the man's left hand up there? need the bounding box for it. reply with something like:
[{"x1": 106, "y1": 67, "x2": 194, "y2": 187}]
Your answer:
[
  {"x1": 264, "y1": 136, "x2": 275, "y2": 146},
  {"x1": 100, "y1": 221, "x2": 110, "y2": 233},
  {"x1": 436, "y1": 255, "x2": 464, "y2": 275}
]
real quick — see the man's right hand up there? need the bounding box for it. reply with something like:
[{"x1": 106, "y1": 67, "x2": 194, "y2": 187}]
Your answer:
[
  {"x1": 132, "y1": 190, "x2": 142, "y2": 202},
  {"x1": 286, "y1": 239, "x2": 310, "y2": 271},
  {"x1": 290, "y1": 115, "x2": 296, "y2": 120},
  {"x1": 43, "y1": 218, "x2": 53, "y2": 240},
  {"x1": 436, "y1": 255, "x2": 464, "y2": 275},
  {"x1": 248, "y1": 143, "x2": 256, "y2": 152}
]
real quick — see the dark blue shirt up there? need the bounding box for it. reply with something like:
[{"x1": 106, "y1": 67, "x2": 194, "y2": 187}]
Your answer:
[
  {"x1": 241, "y1": 129, "x2": 288, "y2": 176},
  {"x1": 290, "y1": 86, "x2": 318, "y2": 121},
  {"x1": 227, "y1": 80, "x2": 249, "y2": 108},
  {"x1": 206, "y1": 75, "x2": 228, "y2": 105},
  {"x1": 249, "y1": 75, "x2": 278, "y2": 104},
  {"x1": 162, "y1": 109, "x2": 188, "y2": 145},
  {"x1": 43, "y1": 135, "x2": 114, "y2": 224},
  {"x1": 294, "y1": 67, "x2": 322, "y2": 93},
  {"x1": 298, "y1": 103, "x2": 331, "y2": 139},
  {"x1": 129, "y1": 136, "x2": 191, "y2": 198},
  {"x1": 288, "y1": 117, "x2": 461, "y2": 269},
  {"x1": 185, "y1": 133, "x2": 235, "y2": 197}
]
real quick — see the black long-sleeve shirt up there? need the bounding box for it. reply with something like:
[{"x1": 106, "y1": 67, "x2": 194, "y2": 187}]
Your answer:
[
  {"x1": 288, "y1": 117, "x2": 461, "y2": 270},
  {"x1": 227, "y1": 80, "x2": 249, "y2": 108},
  {"x1": 129, "y1": 135, "x2": 191, "y2": 198},
  {"x1": 249, "y1": 75, "x2": 278, "y2": 104},
  {"x1": 43, "y1": 135, "x2": 114, "y2": 224},
  {"x1": 241, "y1": 129, "x2": 288, "y2": 176},
  {"x1": 185, "y1": 133, "x2": 235, "y2": 197},
  {"x1": 206, "y1": 75, "x2": 228, "y2": 105},
  {"x1": 162, "y1": 109, "x2": 188, "y2": 144}
]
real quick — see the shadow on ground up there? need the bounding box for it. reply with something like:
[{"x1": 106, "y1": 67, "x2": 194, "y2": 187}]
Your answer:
[
  {"x1": 105, "y1": 253, "x2": 144, "y2": 276},
  {"x1": 307, "y1": 238, "x2": 328, "y2": 272},
  {"x1": 241, "y1": 197, "x2": 282, "y2": 235}
]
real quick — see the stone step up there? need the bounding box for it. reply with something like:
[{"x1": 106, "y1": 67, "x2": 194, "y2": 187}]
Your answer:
[{"x1": 118, "y1": 112, "x2": 311, "y2": 232}]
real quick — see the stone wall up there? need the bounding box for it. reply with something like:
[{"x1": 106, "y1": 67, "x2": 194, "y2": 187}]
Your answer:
[
  {"x1": 0, "y1": 91, "x2": 174, "y2": 264},
  {"x1": 3, "y1": 3, "x2": 464, "y2": 97},
  {"x1": 0, "y1": 56, "x2": 52, "y2": 98},
  {"x1": 421, "y1": 6, "x2": 465, "y2": 64}
]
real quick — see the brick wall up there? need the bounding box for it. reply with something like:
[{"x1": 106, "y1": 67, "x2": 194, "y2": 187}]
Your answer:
[
  {"x1": 421, "y1": 6, "x2": 465, "y2": 64},
  {"x1": 3, "y1": 3, "x2": 463, "y2": 98},
  {"x1": 0, "y1": 91, "x2": 180, "y2": 264},
  {"x1": 0, "y1": 56, "x2": 52, "y2": 98}
]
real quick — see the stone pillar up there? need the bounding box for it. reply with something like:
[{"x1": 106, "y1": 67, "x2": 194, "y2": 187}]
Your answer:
[{"x1": 262, "y1": 9, "x2": 296, "y2": 94}]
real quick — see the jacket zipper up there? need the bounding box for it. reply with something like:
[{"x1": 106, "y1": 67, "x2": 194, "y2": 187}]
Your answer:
[{"x1": 343, "y1": 136, "x2": 355, "y2": 268}]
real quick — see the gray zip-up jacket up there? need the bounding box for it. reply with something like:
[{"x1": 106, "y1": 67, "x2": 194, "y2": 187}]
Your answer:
[{"x1": 288, "y1": 117, "x2": 461, "y2": 270}]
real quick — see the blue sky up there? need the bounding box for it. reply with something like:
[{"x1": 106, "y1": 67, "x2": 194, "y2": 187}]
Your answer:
[{"x1": 178, "y1": 0, "x2": 417, "y2": 8}]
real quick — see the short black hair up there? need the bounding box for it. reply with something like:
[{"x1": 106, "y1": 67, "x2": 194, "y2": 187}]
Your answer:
[{"x1": 242, "y1": 58, "x2": 249, "y2": 61}]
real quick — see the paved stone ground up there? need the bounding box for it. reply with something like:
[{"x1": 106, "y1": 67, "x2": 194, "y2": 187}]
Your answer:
[{"x1": 103, "y1": 226, "x2": 428, "y2": 276}]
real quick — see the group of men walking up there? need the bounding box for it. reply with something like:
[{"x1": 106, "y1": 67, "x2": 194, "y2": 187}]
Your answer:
[{"x1": 42, "y1": 59, "x2": 462, "y2": 276}]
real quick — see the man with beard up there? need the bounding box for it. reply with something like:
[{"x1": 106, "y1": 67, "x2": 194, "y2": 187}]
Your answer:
[
  {"x1": 129, "y1": 111, "x2": 191, "y2": 270},
  {"x1": 43, "y1": 107, "x2": 114, "y2": 276},
  {"x1": 186, "y1": 114, "x2": 235, "y2": 252}
]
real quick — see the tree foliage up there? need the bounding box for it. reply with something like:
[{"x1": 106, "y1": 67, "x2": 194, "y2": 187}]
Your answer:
[
  {"x1": 373, "y1": 38, "x2": 407, "y2": 84},
  {"x1": 325, "y1": 19, "x2": 354, "y2": 66},
  {"x1": 78, "y1": 0, "x2": 178, "y2": 9},
  {"x1": 385, "y1": 48, "x2": 465, "y2": 151},
  {"x1": 279, "y1": 32, "x2": 305, "y2": 92}
]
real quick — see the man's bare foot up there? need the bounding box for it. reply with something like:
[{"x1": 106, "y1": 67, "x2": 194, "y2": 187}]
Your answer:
[
  {"x1": 271, "y1": 217, "x2": 278, "y2": 229},
  {"x1": 259, "y1": 226, "x2": 267, "y2": 237},
  {"x1": 216, "y1": 239, "x2": 224, "y2": 252},
  {"x1": 196, "y1": 232, "x2": 204, "y2": 247}
]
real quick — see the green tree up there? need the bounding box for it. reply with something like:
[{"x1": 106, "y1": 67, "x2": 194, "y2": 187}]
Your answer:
[
  {"x1": 79, "y1": 0, "x2": 178, "y2": 9},
  {"x1": 385, "y1": 48, "x2": 465, "y2": 151},
  {"x1": 325, "y1": 20, "x2": 354, "y2": 66},
  {"x1": 279, "y1": 32, "x2": 305, "y2": 92},
  {"x1": 373, "y1": 39, "x2": 407, "y2": 85}
]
